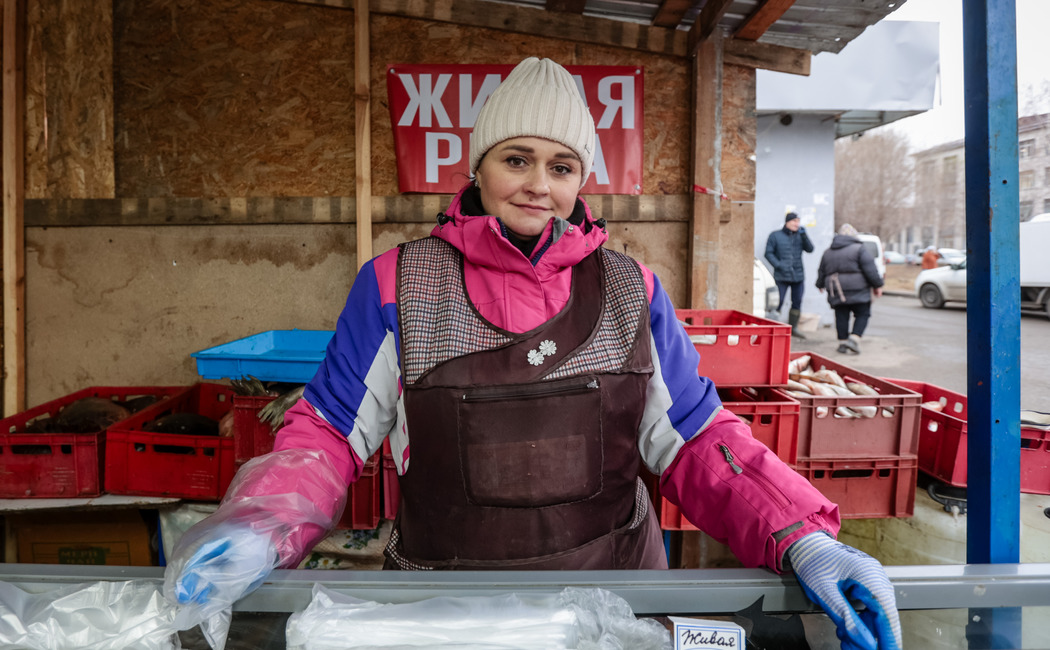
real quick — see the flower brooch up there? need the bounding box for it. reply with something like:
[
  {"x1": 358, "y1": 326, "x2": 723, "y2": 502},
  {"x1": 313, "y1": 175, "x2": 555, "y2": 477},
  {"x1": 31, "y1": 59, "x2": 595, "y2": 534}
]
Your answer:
[{"x1": 527, "y1": 339, "x2": 558, "y2": 366}]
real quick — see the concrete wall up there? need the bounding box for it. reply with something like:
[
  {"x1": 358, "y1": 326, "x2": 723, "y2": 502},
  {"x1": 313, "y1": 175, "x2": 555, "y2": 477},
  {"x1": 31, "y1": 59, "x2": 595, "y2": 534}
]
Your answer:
[{"x1": 754, "y1": 113, "x2": 836, "y2": 326}]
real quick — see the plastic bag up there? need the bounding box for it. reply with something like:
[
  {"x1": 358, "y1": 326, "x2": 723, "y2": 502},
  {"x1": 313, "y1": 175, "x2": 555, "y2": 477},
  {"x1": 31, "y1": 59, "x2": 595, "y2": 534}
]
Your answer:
[
  {"x1": 285, "y1": 584, "x2": 671, "y2": 650},
  {"x1": 163, "y1": 447, "x2": 349, "y2": 649},
  {"x1": 0, "y1": 579, "x2": 181, "y2": 650}
]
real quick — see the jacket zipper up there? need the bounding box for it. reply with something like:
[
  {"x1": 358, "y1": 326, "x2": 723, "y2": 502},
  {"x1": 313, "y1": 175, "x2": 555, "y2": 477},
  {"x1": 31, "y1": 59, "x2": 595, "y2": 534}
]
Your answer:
[
  {"x1": 719, "y1": 444, "x2": 743, "y2": 474},
  {"x1": 717, "y1": 443, "x2": 790, "y2": 509},
  {"x1": 462, "y1": 377, "x2": 599, "y2": 402}
]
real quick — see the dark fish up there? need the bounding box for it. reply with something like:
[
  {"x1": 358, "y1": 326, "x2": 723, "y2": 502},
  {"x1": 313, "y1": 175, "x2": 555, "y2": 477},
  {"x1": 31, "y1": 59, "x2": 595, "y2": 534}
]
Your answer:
[
  {"x1": 22, "y1": 416, "x2": 57, "y2": 434},
  {"x1": 144, "y1": 413, "x2": 220, "y2": 436},
  {"x1": 119, "y1": 395, "x2": 163, "y2": 413},
  {"x1": 52, "y1": 397, "x2": 131, "y2": 433}
]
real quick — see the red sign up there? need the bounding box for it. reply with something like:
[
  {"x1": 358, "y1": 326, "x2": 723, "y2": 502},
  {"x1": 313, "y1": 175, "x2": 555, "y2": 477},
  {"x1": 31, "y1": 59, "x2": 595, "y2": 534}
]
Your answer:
[{"x1": 386, "y1": 63, "x2": 643, "y2": 194}]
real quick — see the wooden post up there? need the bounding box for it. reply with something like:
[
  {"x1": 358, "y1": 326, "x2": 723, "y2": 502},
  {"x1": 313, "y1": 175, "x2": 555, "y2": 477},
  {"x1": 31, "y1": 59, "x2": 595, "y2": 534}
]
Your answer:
[
  {"x1": 3, "y1": 0, "x2": 25, "y2": 415},
  {"x1": 688, "y1": 29, "x2": 723, "y2": 309},
  {"x1": 354, "y1": 0, "x2": 372, "y2": 269}
]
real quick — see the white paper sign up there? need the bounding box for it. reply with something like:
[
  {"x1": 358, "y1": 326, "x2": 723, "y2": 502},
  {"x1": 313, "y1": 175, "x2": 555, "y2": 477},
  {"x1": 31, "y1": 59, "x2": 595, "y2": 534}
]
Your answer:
[{"x1": 669, "y1": 616, "x2": 745, "y2": 649}]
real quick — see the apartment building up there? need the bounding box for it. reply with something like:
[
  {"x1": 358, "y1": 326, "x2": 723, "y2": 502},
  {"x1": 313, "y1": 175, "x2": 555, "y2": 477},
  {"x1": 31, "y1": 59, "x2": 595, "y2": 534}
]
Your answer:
[{"x1": 908, "y1": 112, "x2": 1050, "y2": 252}]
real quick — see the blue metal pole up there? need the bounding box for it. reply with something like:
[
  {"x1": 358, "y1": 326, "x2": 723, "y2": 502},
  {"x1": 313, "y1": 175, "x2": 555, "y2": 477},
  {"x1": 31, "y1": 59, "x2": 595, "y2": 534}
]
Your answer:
[
  {"x1": 962, "y1": 0, "x2": 1021, "y2": 645},
  {"x1": 962, "y1": 0, "x2": 1021, "y2": 566}
]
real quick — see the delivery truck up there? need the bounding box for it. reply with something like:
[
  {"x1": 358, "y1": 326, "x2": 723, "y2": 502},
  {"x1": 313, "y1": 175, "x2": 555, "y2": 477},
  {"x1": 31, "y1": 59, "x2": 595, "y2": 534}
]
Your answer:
[
  {"x1": 915, "y1": 218, "x2": 1050, "y2": 317},
  {"x1": 1019, "y1": 218, "x2": 1050, "y2": 317}
]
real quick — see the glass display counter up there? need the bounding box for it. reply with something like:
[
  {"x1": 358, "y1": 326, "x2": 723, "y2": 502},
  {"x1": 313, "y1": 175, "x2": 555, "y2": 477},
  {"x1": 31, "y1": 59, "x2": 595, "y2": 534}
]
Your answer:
[{"x1": 1, "y1": 563, "x2": 1048, "y2": 649}]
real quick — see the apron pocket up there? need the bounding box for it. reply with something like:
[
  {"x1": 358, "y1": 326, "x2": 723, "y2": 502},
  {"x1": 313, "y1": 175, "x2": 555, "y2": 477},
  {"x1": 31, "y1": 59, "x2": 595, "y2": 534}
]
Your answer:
[{"x1": 459, "y1": 376, "x2": 603, "y2": 507}]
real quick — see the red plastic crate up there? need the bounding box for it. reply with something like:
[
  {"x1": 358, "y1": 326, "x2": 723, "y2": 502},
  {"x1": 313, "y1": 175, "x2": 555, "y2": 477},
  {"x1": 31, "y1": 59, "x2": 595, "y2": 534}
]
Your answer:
[
  {"x1": 718, "y1": 386, "x2": 800, "y2": 464},
  {"x1": 660, "y1": 498, "x2": 699, "y2": 531},
  {"x1": 789, "y1": 352, "x2": 921, "y2": 461},
  {"x1": 232, "y1": 394, "x2": 280, "y2": 464},
  {"x1": 793, "y1": 456, "x2": 917, "y2": 519},
  {"x1": 382, "y1": 438, "x2": 401, "y2": 521},
  {"x1": 887, "y1": 378, "x2": 1050, "y2": 495},
  {"x1": 0, "y1": 386, "x2": 184, "y2": 498},
  {"x1": 105, "y1": 383, "x2": 237, "y2": 500},
  {"x1": 1019, "y1": 429, "x2": 1050, "y2": 495},
  {"x1": 337, "y1": 452, "x2": 382, "y2": 529},
  {"x1": 675, "y1": 309, "x2": 791, "y2": 387}
]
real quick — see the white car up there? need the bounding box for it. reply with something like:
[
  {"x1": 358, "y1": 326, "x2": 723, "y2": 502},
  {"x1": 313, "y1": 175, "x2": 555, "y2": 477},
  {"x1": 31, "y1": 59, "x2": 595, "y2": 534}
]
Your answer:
[
  {"x1": 857, "y1": 233, "x2": 886, "y2": 279},
  {"x1": 884, "y1": 250, "x2": 906, "y2": 265},
  {"x1": 915, "y1": 259, "x2": 967, "y2": 308},
  {"x1": 937, "y1": 248, "x2": 966, "y2": 266},
  {"x1": 754, "y1": 258, "x2": 778, "y2": 317}
]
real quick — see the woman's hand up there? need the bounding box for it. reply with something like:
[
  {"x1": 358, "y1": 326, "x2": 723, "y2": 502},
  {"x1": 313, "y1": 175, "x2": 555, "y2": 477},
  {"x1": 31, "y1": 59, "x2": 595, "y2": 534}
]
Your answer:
[
  {"x1": 788, "y1": 532, "x2": 902, "y2": 649},
  {"x1": 164, "y1": 523, "x2": 278, "y2": 617}
]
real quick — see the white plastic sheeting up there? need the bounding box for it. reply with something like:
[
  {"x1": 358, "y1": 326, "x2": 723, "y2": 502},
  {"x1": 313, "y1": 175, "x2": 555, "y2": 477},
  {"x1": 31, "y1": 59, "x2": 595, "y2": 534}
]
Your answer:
[
  {"x1": 285, "y1": 585, "x2": 672, "y2": 650},
  {"x1": 0, "y1": 580, "x2": 181, "y2": 650}
]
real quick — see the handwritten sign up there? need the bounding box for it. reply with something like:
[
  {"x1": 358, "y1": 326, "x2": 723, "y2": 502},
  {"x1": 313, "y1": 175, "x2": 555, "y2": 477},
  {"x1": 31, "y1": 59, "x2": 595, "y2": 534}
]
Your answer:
[{"x1": 669, "y1": 617, "x2": 745, "y2": 650}]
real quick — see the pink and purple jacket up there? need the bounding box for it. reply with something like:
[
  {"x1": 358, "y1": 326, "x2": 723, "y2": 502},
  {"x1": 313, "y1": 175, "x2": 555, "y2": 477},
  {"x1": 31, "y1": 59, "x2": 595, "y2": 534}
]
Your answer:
[{"x1": 275, "y1": 185, "x2": 840, "y2": 571}]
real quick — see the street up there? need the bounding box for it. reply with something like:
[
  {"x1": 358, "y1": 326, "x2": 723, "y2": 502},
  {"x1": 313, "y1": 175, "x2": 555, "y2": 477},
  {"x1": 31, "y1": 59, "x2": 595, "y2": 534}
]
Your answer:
[{"x1": 792, "y1": 293, "x2": 1050, "y2": 410}]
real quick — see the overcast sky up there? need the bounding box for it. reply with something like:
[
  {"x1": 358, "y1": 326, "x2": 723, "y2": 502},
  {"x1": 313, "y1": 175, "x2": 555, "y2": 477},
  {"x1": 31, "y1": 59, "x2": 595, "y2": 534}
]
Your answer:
[{"x1": 883, "y1": 0, "x2": 1050, "y2": 151}]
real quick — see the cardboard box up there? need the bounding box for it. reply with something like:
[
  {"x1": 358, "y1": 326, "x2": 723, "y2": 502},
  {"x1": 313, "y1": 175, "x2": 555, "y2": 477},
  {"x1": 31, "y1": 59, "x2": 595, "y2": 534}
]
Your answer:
[{"x1": 11, "y1": 510, "x2": 155, "y2": 566}]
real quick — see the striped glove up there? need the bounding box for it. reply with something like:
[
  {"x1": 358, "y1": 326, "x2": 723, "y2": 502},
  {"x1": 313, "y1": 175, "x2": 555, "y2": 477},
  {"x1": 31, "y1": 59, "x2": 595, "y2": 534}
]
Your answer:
[{"x1": 788, "y1": 532, "x2": 902, "y2": 650}]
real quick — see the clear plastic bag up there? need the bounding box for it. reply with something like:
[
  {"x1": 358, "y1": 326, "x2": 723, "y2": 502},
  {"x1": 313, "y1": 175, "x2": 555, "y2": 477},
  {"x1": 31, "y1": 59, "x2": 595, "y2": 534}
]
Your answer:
[
  {"x1": 163, "y1": 447, "x2": 349, "y2": 649},
  {"x1": 0, "y1": 579, "x2": 181, "y2": 650},
  {"x1": 285, "y1": 584, "x2": 671, "y2": 650}
]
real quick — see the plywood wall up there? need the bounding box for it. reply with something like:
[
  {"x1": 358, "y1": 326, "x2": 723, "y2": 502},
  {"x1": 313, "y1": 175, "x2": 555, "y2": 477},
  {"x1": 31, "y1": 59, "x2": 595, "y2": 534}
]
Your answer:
[
  {"x1": 368, "y1": 14, "x2": 690, "y2": 197},
  {"x1": 19, "y1": 0, "x2": 753, "y2": 405},
  {"x1": 25, "y1": 1, "x2": 114, "y2": 199},
  {"x1": 717, "y1": 63, "x2": 758, "y2": 313},
  {"x1": 113, "y1": 0, "x2": 355, "y2": 197}
]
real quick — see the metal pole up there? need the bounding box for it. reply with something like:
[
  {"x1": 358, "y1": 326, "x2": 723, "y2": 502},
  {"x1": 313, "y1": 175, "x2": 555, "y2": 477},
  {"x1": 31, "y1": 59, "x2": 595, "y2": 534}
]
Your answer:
[
  {"x1": 962, "y1": 0, "x2": 1021, "y2": 645},
  {"x1": 962, "y1": 0, "x2": 1021, "y2": 565}
]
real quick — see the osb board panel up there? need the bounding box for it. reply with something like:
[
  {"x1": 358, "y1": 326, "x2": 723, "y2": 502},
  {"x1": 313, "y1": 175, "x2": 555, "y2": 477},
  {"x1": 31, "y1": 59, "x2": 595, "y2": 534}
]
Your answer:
[
  {"x1": 716, "y1": 63, "x2": 756, "y2": 313},
  {"x1": 605, "y1": 221, "x2": 689, "y2": 309},
  {"x1": 716, "y1": 201, "x2": 755, "y2": 313},
  {"x1": 113, "y1": 0, "x2": 355, "y2": 198},
  {"x1": 23, "y1": 222, "x2": 424, "y2": 406},
  {"x1": 721, "y1": 64, "x2": 756, "y2": 202},
  {"x1": 24, "y1": 1, "x2": 115, "y2": 199},
  {"x1": 370, "y1": 14, "x2": 689, "y2": 196}
]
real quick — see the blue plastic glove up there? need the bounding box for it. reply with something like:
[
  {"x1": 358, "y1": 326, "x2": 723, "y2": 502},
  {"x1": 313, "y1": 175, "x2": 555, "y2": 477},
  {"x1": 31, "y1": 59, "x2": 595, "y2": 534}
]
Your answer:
[
  {"x1": 164, "y1": 524, "x2": 277, "y2": 616},
  {"x1": 788, "y1": 532, "x2": 902, "y2": 650}
]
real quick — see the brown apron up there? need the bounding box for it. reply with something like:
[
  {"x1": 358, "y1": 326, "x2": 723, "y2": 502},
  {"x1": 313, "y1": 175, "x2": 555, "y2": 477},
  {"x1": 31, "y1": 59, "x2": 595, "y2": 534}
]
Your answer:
[{"x1": 386, "y1": 238, "x2": 665, "y2": 570}]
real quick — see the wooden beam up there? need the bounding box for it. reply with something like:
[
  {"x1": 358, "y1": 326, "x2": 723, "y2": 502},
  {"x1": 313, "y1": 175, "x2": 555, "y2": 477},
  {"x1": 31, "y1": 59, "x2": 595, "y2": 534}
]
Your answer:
[
  {"x1": 688, "y1": 28, "x2": 722, "y2": 310},
  {"x1": 24, "y1": 195, "x2": 690, "y2": 226},
  {"x1": 274, "y1": 0, "x2": 688, "y2": 56},
  {"x1": 651, "y1": 0, "x2": 695, "y2": 29},
  {"x1": 355, "y1": 0, "x2": 372, "y2": 269},
  {"x1": 2, "y1": 0, "x2": 25, "y2": 416},
  {"x1": 734, "y1": 0, "x2": 795, "y2": 41},
  {"x1": 545, "y1": 0, "x2": 587, "y2": 14},
  {"x1": 687, "y1": 0, "x2": 732, "y2": 56},
  {"x1": 724, "y1": 38, "x2": 809, "y2": 76}
]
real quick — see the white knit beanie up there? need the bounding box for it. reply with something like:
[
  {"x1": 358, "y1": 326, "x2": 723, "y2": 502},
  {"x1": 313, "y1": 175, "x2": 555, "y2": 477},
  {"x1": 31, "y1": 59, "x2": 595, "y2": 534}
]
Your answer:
[{"x1": 469, "y1": 57, "x2": 596, "y2": 188}]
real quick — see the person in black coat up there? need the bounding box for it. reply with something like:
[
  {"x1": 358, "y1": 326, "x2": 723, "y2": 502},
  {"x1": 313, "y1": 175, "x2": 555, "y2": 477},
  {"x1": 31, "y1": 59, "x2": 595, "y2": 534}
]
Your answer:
[
  {"x1": 815, "y1": 223, "x2": 884, "y2": 354},
  {"x1": 764, "y1": 212, "x2": 814, "y2": 339}
]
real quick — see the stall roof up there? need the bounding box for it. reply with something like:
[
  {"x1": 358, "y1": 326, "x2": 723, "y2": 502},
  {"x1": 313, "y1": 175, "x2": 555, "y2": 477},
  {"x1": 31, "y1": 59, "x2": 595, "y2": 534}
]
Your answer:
[{"x1": 489, "y1": 0, "x2": 909, "y2": 55}]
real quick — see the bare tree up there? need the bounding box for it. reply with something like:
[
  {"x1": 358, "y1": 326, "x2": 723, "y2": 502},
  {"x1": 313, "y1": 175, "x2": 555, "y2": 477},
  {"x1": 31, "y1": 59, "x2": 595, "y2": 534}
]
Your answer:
[
  {"x1": 834, "y1": 129, "x2": 914, "y2": 242},
  {"x1": 1020, "y1": 80, "x2": 1050, "y2": 117}
]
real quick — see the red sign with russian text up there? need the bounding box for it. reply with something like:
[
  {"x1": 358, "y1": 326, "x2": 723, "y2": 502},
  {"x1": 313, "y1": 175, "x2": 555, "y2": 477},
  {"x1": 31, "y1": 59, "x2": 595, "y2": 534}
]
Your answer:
[{"x1": 386, "y1": 63, "x2": 643, "y2": 194}]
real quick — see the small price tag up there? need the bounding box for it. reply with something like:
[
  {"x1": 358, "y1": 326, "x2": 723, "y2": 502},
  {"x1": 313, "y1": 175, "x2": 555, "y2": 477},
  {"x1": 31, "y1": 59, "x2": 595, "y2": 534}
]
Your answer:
[{"x1": 669, "y1": 616, "x2": 745, "y2": 649}]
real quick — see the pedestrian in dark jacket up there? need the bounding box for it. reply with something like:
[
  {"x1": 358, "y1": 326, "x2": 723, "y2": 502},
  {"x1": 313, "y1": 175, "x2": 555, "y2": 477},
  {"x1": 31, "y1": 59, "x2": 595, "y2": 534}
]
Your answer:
[
  {"x1": 764, "y1": 212, "x2": 814, "y2": 338},
  {"x1": 816, "y1": 223, "x2": 884, "y2": 354}
]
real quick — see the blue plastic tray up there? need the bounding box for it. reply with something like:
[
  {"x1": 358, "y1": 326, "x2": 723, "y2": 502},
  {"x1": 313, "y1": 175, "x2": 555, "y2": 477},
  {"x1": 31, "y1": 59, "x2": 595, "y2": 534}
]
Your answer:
[{"x1": 191, "y1": 329, "x2": 334, "y2": 383}]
